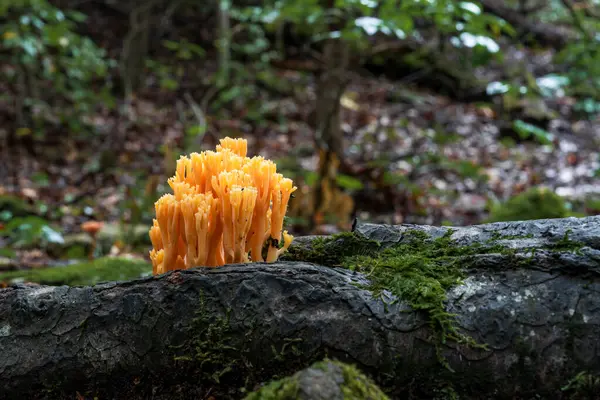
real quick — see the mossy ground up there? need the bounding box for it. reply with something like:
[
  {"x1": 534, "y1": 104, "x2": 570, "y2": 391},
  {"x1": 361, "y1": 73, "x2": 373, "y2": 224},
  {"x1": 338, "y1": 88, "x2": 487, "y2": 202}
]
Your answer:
[
  {"x1": 0, "y1": 256, "x2": 152, "y2": 286},
  {"x1": 486, "y1": 187, "x2": 574, "y2": 223}
]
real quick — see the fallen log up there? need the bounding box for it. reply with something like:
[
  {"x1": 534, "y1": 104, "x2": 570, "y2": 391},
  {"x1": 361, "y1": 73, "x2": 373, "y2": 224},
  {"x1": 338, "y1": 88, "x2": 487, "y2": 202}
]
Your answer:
[{"x1": 1, "y1": 216, "x2": 600, "y2": 399}]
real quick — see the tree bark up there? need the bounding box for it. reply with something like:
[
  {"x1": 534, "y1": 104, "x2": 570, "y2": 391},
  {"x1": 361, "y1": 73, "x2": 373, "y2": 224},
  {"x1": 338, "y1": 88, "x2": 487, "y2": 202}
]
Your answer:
[
  {"x1": 311, "y1": 38, "x2": 352, "y2": 230},
  {"x1": 1, "y1": 216, "x2": 600, "y2": 399}
]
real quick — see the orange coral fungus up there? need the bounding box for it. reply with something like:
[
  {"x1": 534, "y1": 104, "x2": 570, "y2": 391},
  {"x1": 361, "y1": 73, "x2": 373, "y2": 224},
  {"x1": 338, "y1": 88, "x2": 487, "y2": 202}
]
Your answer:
[{"x1": 149, "y1": 137, "x2": 297, "y2": 274}]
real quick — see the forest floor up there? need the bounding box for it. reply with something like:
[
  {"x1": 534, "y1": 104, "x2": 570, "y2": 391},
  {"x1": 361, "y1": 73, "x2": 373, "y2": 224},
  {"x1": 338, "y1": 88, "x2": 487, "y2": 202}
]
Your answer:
[{"x1": 1, "y1": 13, "x2": 599, "y2": 277}]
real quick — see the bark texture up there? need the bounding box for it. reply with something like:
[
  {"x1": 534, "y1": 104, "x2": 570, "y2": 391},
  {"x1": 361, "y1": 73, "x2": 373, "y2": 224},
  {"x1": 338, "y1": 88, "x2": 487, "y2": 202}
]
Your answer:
[{"x1": 1, "y1": 216, "x2": 600, "y2": 399}]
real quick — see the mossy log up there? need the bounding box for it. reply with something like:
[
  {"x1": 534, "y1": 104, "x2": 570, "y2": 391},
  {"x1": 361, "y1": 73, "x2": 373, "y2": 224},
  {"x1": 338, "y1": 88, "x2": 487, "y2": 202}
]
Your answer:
[{"x1": 1, "y1": 216, "x2": 600, "y2": 399}]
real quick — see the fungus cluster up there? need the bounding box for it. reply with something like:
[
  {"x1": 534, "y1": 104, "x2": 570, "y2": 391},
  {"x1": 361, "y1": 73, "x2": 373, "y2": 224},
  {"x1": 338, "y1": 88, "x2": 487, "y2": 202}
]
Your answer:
[{"x1": 149, "y1": 137, "x2": 297, "y2": 275}]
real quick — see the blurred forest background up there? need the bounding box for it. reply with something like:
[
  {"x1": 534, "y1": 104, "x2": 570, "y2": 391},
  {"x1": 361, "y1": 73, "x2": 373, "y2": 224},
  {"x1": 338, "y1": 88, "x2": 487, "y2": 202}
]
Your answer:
[{"x1": 0, "y1": 0, "x2": 599, "y2": 286}]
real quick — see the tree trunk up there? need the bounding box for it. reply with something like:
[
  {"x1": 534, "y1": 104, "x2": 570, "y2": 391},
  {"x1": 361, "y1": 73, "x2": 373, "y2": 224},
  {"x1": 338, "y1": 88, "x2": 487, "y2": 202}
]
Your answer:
[
  {"x1": 311, "y1": 38, "x2": 352, "y2": 230},
  {"x1": 1, "y1": 216, "x2": 600, "y2": 399}
]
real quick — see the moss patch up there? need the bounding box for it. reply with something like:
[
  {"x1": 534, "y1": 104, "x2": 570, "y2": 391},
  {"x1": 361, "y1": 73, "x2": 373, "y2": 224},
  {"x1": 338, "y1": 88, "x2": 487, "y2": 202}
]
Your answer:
[
  {"x1": 0, "y1": 256, "x2": 151, "y2": 286},
  {"x1": 0, "y1": 195, "x2": 35, "y2": 219},
  {"x1": 335, "y1": 360, "x2": 390, "y2": 400},
  {"x1": 284, "y1": 226, "x2": 586, "y2": 370},
  {"x1": 284, "y1": 230, "x2": 492, "y2": 367},
  {"x1": 486, "y1": 187, "x2": 571, "y2": 223},
  {"x1": 343, "y1": 230, "x2": 492, "y2": 368},
  {"x1": 245, "y1": 359, "x2": 389, "y2": 400},
  {"x1": 281, "y1": 231, "x2": 380, "y2": 266},
  {"x1": 243, "y1": 373, "x2": 300, "y2": 400},
  {"x1": 173, "y1": 291, "x2": 248, "y2": 385},
  {"x1": 561, "y1": 371, "x2": 600, "y2": 400},
  {"x1": 172, "y1": 291, "x2": 320, "y2": 398}
]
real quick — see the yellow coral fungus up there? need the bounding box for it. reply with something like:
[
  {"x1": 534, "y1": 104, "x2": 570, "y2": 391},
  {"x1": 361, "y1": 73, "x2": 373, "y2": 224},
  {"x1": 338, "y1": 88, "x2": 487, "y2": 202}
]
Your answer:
[{"x1": 149, "y1": 137, "x2": 297, "y2": 274}]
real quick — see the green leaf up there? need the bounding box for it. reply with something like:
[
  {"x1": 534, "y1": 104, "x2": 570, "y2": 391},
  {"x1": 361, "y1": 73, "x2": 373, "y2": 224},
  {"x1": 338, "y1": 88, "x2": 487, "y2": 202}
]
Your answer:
[
  {"x1": 162, "y1": 40, "x2": 180, "y2": 50},
  {"x1": 185, "y1": 124, "x2": 206, "y2": 137},
  {"x1": 304, "y1": 171, "x2": 319, "y2": 187},
  {"x1": 160, "y1": 77, "x2": 179, "y2": 91},
  {"x1": 513, "y1": 120, "x2": 554, "y2": 145},
  {"x1": 336, "y1": 174, "x2": 364, "y2": 190},
  {"x1": 67, "y1": 11, "x2": 87, "y2": 22}
]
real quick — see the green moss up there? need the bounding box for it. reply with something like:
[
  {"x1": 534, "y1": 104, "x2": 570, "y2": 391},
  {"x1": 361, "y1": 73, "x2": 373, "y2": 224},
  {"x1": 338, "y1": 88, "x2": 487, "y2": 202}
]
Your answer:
[
  {"x1": 486, "y1": 232, "x2": 534, "y2": 241},
  {"x1": 342, "y1": 230, "x2": 490, "y2": 369},
  {"x1": 64, "y1": 245, "x2": 87, "y2": 259},
  {"x1": 486, "y1": 187, "x2": 570, "y2": 223},
  {"x1": 431, "y1": 384, "x2": 460, "y2": 400},
  {"x1": 281, "y1": 231, "x2": 380, "y2": 266},
  {"x1": 245, "y1": 359, "x2": 389, "y2": 400},
  {"x1": 0, "y1": 256, "x2": 151, "y2": 286},
  {"x1": 547, "y1": 229, "x2": 585, "y2": 254},
  {"x1": 283, "y1": 226, "x2": 587, "y2": 372},
  {"x1": 171, "y1": 226, "x2": 588, "y2": 396},
  {"x1": 336, "y1": 360, "x2": 390, "y2": 400},
  {"x1": 173, "y1": 290, "x2": 327, "y2": 397},
  {"x1": 561, "y1": 371, "x2": 600, "y2": 399},
  {"x1": 0, "y1": 248, "x2": 16, "y2": 258},
  {"x1": 173, "y1": 291, "x2": 247, "y2": 385}
]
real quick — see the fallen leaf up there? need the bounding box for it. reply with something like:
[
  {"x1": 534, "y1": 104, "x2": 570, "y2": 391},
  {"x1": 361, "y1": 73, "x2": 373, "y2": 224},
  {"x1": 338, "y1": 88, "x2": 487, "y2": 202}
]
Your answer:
[
  {"x1": 341, "y1": 93, "x2": 360, "y2": 111},
  {"x1": 21, "y1": 187, "x2": 38, "y2": 200}
]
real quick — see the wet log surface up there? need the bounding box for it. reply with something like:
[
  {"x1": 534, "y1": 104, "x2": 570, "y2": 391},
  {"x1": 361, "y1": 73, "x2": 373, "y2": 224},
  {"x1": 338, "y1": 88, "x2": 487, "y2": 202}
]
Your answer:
[{"x1": 1, "y1": 216, "x2": 600, "y2": 399}]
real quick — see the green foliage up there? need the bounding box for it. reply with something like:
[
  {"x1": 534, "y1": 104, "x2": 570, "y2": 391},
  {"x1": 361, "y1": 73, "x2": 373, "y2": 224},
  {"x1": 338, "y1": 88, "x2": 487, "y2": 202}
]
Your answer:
[
  {"x1": 486, "y1": 187, "x2": 570, "y2": 223},
  {"x1": 245, "y1": 373, "x2": 300, "y2": 400},
  {"x1": 555, "y1": 32, "x2": 600, "y2": 109},
  {"x1": 0, "y1": 248, "x2": 17, "y2": 258},
  {"x1": 0, "y1": 256, "x2": 152, "y2": 286},
  {"x1": 486, "y1": 0, "x2": 600, "y2": 118},
  {"x1": 0, "y1": 195, "x2": 35, "y2": 220},
  {"x1": 512, "y1": 120, "x2": 554, "y2": 146},
  {"x1": 1, "y1": 0, "x2": 114, "y2": 137},
  {"x1": 163, "y1": 38, "x2": 206, "y2": 60},
  {"x1": 240, "y1": 0, "x2": 509, "y2": 59},
  {"x1": 335, "y1": 173, "x2": 364, "y2": 190},
  {"x1": 198, "y1": 0, "x2": 512, "y2": 129},
  {"x1": 335, "y1": 360, "x2": 390, "y2": 400},
  {"x1": 1, "y1": 215, "x2": 64, "y2": 248},
  {"x1": 561, "y1": 371, "x2": 600, "y2": 400}
]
